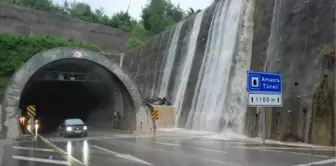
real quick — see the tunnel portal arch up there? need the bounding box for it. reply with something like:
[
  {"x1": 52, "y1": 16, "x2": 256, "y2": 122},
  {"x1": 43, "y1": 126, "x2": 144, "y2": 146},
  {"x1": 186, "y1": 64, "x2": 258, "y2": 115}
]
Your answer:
[{"x1": 1, "y1": 47, "x2": 146, "y2": 139}]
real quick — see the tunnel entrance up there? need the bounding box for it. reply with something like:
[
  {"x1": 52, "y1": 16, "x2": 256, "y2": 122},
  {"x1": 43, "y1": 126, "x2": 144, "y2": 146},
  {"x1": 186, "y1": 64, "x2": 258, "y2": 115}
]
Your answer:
[
  {"x1": 19, "y1": 58, "x2": 130, "y2": 135},
  {"x1": 2, "y1": 47, "x2": 145, "y2": 139}
]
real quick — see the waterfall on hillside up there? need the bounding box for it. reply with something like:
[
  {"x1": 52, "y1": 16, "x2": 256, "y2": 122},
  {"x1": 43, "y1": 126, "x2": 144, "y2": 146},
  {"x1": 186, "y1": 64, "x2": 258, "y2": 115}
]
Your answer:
[
  {"x1": 224, "y1": 0, "x2": 255, "y2": 134},
  {"x1": 158, "y1": 22, "x2": 184, "y2": 98},
  {"x1": 173, "y1": 11, "x2": 205, "y2": 126},
  {"x1": 185, "y1": 0, "x2": 247, "y2": 132}
]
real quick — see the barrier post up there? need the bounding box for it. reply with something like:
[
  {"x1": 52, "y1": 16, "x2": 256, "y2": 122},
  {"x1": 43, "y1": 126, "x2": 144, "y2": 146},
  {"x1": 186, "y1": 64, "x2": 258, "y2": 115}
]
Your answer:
[
  {"x1": 30, "y1": 117, "x2": 34, "y2": 134},
  {"x1": 152, "y1": 109, "x2": 158, "y2": 137}
]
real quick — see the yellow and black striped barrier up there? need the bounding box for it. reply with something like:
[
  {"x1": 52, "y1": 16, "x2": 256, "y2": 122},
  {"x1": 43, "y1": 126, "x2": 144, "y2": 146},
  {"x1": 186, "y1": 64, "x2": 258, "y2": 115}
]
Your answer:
[
  {"x1": 27, "y1": 105, "x2": 36, "y2": 118},
  {"x1": 152, "y1": 110, "x2": 159, "y2": 120}
]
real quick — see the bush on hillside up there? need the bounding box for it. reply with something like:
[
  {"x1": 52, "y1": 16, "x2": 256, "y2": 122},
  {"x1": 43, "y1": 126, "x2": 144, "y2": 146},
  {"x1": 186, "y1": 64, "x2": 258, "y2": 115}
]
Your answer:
[
  {"x1": 0, "y1": 33, "x2": 100, "y2": 102},
  {"x1": 323, "y1": 44, "x2": 335, "y2": 69}
]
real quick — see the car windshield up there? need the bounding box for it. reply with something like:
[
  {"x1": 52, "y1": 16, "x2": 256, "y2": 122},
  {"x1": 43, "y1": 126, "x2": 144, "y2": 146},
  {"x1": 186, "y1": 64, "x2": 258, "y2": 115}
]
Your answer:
[{"x1": 65, "y1": 119, "x2": 84, "y2": 125}]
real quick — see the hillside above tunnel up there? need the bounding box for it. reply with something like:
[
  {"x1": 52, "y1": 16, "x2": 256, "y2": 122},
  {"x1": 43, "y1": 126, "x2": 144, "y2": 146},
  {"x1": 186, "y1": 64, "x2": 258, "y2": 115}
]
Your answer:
[{"x1": 0, "y1": 2, "x2": 129, "y2": 53}]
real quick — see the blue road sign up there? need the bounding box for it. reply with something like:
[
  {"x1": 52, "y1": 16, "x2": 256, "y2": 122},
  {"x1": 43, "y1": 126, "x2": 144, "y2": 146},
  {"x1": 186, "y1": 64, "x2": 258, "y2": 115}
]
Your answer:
[{"x1": 247, "y1": 71, "x2": 282, "y2": 93}]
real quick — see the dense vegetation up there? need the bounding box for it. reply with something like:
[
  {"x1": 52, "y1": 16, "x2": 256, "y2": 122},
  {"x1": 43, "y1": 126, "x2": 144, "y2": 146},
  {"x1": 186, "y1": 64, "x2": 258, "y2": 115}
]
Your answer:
[
  {"x1": 313, "y1": 75, "x2": 333, "y2": 121},
  {"x1": 0, "y1": 33, "x2": 100, "y2": 102},
  {"x1": 1, "y1": 0, "x2": 201, "y2": 50},
  {"x1": 323, "y1": 44, "x2": 336, "y2": 69}
]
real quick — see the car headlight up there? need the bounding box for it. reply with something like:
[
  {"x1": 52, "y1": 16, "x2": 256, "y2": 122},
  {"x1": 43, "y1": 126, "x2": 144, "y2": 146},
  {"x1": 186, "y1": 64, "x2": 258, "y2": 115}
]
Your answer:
[
  {"x1": 66, "y1": 127, "x2": 72, "y2": 132},
  {"x1": 83, "y1": 126, "x2": 87, "y2": 130}
]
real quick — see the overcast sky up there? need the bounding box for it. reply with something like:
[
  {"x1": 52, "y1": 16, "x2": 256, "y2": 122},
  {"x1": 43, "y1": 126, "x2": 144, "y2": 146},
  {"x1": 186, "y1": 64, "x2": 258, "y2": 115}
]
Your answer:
[{"x1": 52, "y1": 0, "x2": 213, "y2": 20}]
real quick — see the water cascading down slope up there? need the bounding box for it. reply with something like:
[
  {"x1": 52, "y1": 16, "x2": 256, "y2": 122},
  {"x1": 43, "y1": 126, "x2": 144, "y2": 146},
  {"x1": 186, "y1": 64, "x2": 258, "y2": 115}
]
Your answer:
[
  {"x1": 173, "y1": 11, "x2": 205, "y2": 126},
  {"x1": 159, "y1": 22, "x2": 184, "y2": 98},
  {"x1": 179, "y1": 0, "x2": 253, "y2": 133}
]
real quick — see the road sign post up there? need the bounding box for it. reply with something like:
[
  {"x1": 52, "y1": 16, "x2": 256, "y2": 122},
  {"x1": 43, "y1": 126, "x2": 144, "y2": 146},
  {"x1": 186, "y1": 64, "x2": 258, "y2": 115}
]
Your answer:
[
  {"x1": 247, "y1": 71, "x2": 282, "y2": 144},
  {"x1": 27, "y1": 105, "x2": 36, "y2": 134},
  {"x1": 152, "y1": 110, "x2": 158, "y2": 137}
]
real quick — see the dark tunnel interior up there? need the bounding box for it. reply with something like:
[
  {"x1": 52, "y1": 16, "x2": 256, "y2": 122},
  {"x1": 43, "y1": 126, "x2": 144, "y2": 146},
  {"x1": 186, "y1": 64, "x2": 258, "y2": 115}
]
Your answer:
[{"x1": 18, "y1": 58, "x2": 136, "y2": 135}]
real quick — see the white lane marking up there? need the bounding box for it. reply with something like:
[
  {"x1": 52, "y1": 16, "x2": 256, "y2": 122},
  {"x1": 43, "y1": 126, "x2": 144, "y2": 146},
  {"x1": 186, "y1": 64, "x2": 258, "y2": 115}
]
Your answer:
[
  {"x1": 293, "y1": 158, "x2": 336, "y2": 166},
  {"x1": 13, "y1": 155, "x2": 70, "y2": 165},
  {"x1": 252, "y1": 146, "x2": 335, "y2": 151},
  {"x1": 156, "y1": 141, "x2": 228, "y2": 154},
  {"x1": 156, "y1": 142, "x2": 180, "y2": 147},
  {"x1": 112, "y1": 140, "x2": 242, "y2": 166},
  {"x1": 13, "y1": 146, "x2": 55, "y2": 152},
  {"x1": 47, "y1": 135, "x2": 193, "y2": 143},
  {"x1": 38, "y1": 135, "x2": 86, "y2": 165},
  {"x1": 226, "y1": 145, "x2": 331, "y2": 158},
  {"x1": 90, "y1": 145, "x2": 153, "y2": 165}
]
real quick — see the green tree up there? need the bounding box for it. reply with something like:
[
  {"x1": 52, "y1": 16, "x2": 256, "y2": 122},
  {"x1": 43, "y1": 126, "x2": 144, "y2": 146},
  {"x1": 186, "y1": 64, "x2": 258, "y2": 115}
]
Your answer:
[
  {"x1": 68, "y1": 2, "x2": 98, "y2": 23},
  {"x1": 94, "y1": 8, "x2": 110, "y2": 25},
  {"x1": 141, "y1": 5, "x2": 151, "y2": 31},
  {"x1": 165, "y1": 1, "x2": 184, "y2": 26},
  {"x1": 140, "y1": 0, "x2": 185, "y2": 33},
  {"x1": 109, "y1": 12, "x2": 136, "y2": 32},
  {"x1": 11, "y1": 0, "x2": 52, "y2": 10},
  {"x1": 126, "y1": 23, "x2": 151, "y2": 50},
  {"x1": 148, "y1": 0, "x2": 166, "y2": 35},
  {"x1": 127, "y1": 0, "x2": 191, "y2": 50}
]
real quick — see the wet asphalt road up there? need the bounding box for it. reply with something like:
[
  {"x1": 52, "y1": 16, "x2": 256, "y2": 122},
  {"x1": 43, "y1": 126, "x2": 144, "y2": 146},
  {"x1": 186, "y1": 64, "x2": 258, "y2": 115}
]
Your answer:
[
  {"x1": 1, "y1": 130, "x2": 335, "y2": 166},
  {"x1": 1, "y1": 135, "x2": 67, "y2": 166}
]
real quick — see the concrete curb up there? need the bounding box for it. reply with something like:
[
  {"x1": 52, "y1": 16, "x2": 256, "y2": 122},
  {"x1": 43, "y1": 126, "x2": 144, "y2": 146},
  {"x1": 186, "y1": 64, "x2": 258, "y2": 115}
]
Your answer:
[
  {"x1": 90, "y1": 128, "x2": 137, "y2": 134},
  {"x1": 111, "y1": 129, "x2": 136, "y2": 134},
  {"x1": 38, "y1": 135, "x2": 86, "y2": 166},
  {"x1": 242, "y1": 137, "x2": 335, "y2": 149}
]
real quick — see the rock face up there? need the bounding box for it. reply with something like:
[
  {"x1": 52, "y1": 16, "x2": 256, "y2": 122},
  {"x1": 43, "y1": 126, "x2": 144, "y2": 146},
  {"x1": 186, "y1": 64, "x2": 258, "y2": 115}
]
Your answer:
[
  {"x1": 247, "y1": 0, "x2": 335, "y2": 145},
  {"x1": 248, "y1": 0, "x2": 335, "y2": 145},
  {"x1": 116, "y1": 0, "x2": 334, "y2": 145},
  {"x1": 120, "y1": 0, "x2": 255, "y2": 133},
  {"x1": 121, "y1": 4, "x2": 216, "y2": 129},
  {"x1": 0, "y1": 3, "x2": 129, "y2": 53}
]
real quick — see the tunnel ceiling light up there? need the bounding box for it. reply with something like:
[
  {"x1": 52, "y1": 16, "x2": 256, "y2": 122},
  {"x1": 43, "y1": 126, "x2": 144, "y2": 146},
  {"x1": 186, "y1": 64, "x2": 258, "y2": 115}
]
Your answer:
[
  {"x1": 58, "y1": 74, "x2": 64, "y2": 80},
  {"x1": 42, "y1": 71, "x2": 102, "y2": 82}
]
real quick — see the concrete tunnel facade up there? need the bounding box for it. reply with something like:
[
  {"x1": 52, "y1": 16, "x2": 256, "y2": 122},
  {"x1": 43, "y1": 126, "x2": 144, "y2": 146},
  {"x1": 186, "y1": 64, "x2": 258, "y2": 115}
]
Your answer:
[{"x1": 1, "y1": 47, "x2": 151, "y2": 139}]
